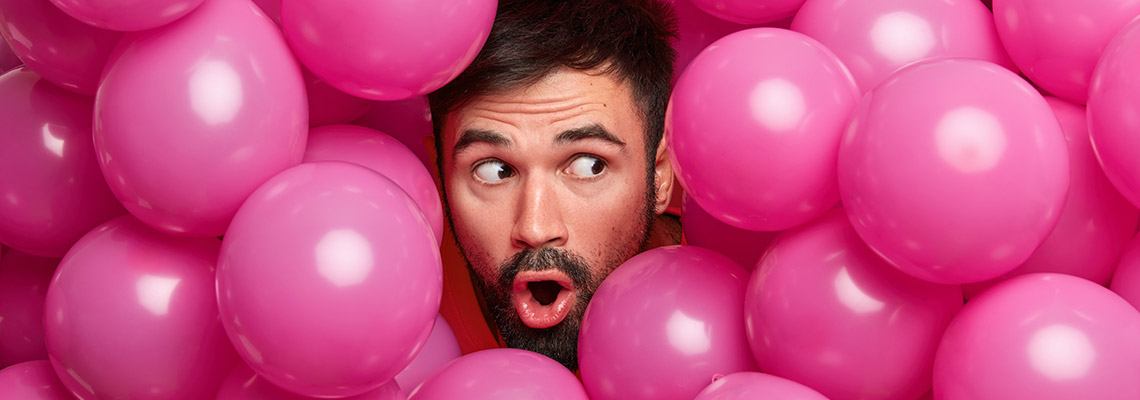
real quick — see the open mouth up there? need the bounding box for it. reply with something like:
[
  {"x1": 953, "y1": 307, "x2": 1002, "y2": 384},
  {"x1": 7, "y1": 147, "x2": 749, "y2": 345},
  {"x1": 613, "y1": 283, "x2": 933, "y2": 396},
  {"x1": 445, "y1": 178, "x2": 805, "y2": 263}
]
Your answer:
[{"x1": 510, "y1": 269, "x2": 577, "y2": 329}]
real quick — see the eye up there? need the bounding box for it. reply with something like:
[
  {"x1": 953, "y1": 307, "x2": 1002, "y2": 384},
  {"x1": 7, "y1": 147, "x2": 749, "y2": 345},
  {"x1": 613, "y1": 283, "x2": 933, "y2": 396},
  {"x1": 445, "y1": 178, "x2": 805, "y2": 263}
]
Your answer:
[
  {"x1": 473, "y1": 159, "x2": 515, "y2": 184},
  {"x1": 565, "y1": 155, "x2": 606, "y2": 178}
]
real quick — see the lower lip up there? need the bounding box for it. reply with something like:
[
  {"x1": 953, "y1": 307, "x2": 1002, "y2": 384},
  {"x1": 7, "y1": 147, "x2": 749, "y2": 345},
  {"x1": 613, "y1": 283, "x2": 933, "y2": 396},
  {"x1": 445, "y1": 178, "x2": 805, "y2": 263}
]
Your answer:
[{"x1": 511, "y1": 287, "x2": 576, "y2": 329}]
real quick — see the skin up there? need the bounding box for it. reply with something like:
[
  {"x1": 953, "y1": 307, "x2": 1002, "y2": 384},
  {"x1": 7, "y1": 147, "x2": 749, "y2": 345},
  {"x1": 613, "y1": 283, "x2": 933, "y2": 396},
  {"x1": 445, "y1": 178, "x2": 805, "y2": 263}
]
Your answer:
[{"x1": 438, "y1": 67, "x2": 675, "y2": 364}]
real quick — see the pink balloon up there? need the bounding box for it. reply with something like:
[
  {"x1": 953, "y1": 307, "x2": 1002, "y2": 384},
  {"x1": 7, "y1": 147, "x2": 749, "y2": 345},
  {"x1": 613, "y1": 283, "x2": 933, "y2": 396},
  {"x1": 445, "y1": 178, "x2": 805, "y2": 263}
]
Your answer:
[
  {"x1": 281, "y1": 0, "x2": 496, "y2": 100},
  {"x1": 250, "y1": 0, "x2": 280, "y2": 23},
  {"x1": 0, "y1": 40, "x2": 19, "y2": 73},
  {"x1": 666, "y1": 0, "x2": 755, "y2": 81},
  {"x1": 394, "y1": 315, "x2": 461, "y2": 391},
  {"x1": 48, "y1": 0, "x2": 205, "y2": 31},
  {"x1": 306, "y1": 70, "x2": 372, "y2": 127},
  {"x1": 1089, "y1": 17, "x2": 1140, "y2": 209},
  {"x1": 216, "y1": 365, "x2": 404, "y2": 400},
  {"x1": 792, "y1": 0, "x2": 1013, "y2": 92},
  {"x1": 0, "y1": 0, "x2": 119, "y2": 94},
  {"x1": 993, "y1": 0, "x2": 1140, "y2": 103},
  {"x1": 94, "y1": 0, "x2": 307, "y2": 237},
  {"x1": 681, "y1": 195, "x2": 775, "y2": 269},
  {"x1": 409, "y1": 349, "x2": 587, "y2": 400},
  {"x1": 218, "y1": 162, "x2": 440, "y2": 398},
  {"x1": 0, "y1": 68, "x2": 125, "y2": 257},
  {"x1": 354, "y1": 97, "x2": 435, "y2": 167},
  {"x1": 669, "y1": 28, "x2": 859, "y2": 231},
  {"x1": 1111, "y1": 234, "x2": 1140, "y2": 311},
  {"x1": 44, "y1": 216, "x2": 237, "y2": 399},
  {"x1": 303, "y1": 125, "x2": 444, "y2": 245},
  {"x1": 579, "y1": 246, "x2": 755, "y2": 400},
  {"x1": 693, "y1": 372, "x2": 829, "y2": 400},
  {"x1": 0, "y1": 360, "x2": 72, "y2": 399},
  {"x1": 967, "y1": 98, "x2": 1139, "y2": 297},
  {"x1": 934, "y1": 273, "x2": 1140, "y2": 400},
  {"x1": 747, "y1": 211, "x2": 962, "y2": 400},
  {"x1": 0, "y1": 252, "x2": 56, "y2": 368},
  {"x1": 689, "y1": 0, "x2": 803, "y2": 25},
  {"x1": 838, "y1": 59, "x2": 1069, "y2": 285}
]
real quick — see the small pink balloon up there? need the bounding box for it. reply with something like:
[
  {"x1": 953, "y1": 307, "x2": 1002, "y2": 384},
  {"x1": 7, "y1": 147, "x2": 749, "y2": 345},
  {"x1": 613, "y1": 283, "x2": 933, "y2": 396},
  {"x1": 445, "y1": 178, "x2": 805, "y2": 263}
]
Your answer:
[
  {"x1": 354, "y1": 97, "x2": 435, "y2": 166},
  {"x1": 935, "y1": 273, "x2": 1140, "y2": 400},
  {"x1": 281, "y1": 0, "x2": 497, "y2": 100},
  {"x1": 747, "y1": 211, "x2": 962, "y2": 400},
  {"x1": 681, "y1": 195, "x2": 775, "y2": 269},
  {"x1": 0, "y1": 0, "x2": 119, "y2": 94},
  {"x1": 303, "y1": 125, "x2": 444, "y2": 245},
  {"x1": 838, "y1": 59, "x2": 1069, "y2": 285},
  {"x1": 0, "y1": 68, "x2": 125, "y2": 257},
  {"x1": 216, "y1": 365, "x2": 404, "y2": 400},
  {"x1": 993, "y1": 0, "x2": 1140, "y2": 103},
  {"x1": 689, "y1": 0, "x2": 804, "y2": 25},
  {"x1": 1111, "y1": 234, "x2": 1140, "y2": 311},
  {"x1": 1089, "y1": 17, "x2": 1140, "y2": 209},
  {"x1": 669, "y1": 28, "x2": 859, "y2": 231},
  {"x1": 218, "y1": 162, "x2": 440, "y2": 398},
  {"x1": 0, "y1": 360, "x2": 72, "y2": 399},
  {"x1": 306, "y1": 70, "x2": 372, "y2": 127},
  {"x1": 394, "y1": 315, "x2": 461, "y2": 391},
  {"x1": 95, "y1": 0, "x2": 307, "y2": 237},
  {"x1": 665, "y1": 0, "x2": 755, "y2": 81},
  {"x1": 409, "y1": 349, "x2": 587, "y2": 400},
  {"x1": 693, "y1": 372, "x2": 829, "y2": 400},
  {"x1": 0, "y1": 252, "x2": 57, "y2": 368},
  {"x1": 48, "y1": 0, "x2": 205, "y2": 31},
  {"x1": 967, "y1": 98, "x2": 1139, "y2": 298},
  {"x1": 44, "y1": 216, "x2": 237, "y2": 399},
  {"x1": 579, "y1": 246, "x2": 755, "y2": 400},
  {"x1": 792, "y1": 0, "x2": 1013, "y2": 92}
]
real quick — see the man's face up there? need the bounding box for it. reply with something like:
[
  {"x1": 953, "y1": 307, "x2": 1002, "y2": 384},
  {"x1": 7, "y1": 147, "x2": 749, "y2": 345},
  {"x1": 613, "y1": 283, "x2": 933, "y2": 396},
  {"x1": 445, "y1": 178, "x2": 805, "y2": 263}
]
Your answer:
[{"x1": 440, "y1": 68, "x2": 668, "y2": 369}]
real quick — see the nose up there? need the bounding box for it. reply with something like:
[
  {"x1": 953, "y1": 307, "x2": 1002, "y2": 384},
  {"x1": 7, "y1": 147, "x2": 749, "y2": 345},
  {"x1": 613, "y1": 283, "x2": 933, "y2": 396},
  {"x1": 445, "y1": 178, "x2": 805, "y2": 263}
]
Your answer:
[{"x1": 511, "y1": 174, "x2": 568, "y2": 250}]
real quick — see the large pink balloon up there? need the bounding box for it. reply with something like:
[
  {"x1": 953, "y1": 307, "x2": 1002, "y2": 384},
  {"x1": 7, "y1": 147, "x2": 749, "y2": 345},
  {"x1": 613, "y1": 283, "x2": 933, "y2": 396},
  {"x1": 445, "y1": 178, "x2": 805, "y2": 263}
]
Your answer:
[
  {"x1": 0, "y1": 360, "x2": 72, "y2": 399},
  {"x1": 747, "y1": 211, "x2": 962, "y2": 400},
  {"x1": 281, "y1": 0, "x2": 496, "y2": 100},
  {"x1": 669, "y1": 28, "x2": 859, "y2": 231},
  {"x1": 579, "y1": 246, "x2": 755, "y2": 400},
  {"x1": 1089, "y1": 17, "x2": 1140, "y2": 209},
  {"x1": 838, "y1": 59, "x2": 1069, "y2": 285},
  {"x1": 216, "y1": 365, "x2": 404, "y2": 400},
  {"x1": 354, "y1": 97, "x2": 435, "y2": 166},
  {"x1": 689, "y1": 0, "x2": 803, "y2": 25},
  {"x1": 0, "y1": 0, "x2": 119, "y2": 94},
  {"x1": 94, "y1": 0, "x2": 307, "y2": 237},
  {"x1": 394, "y1": 315, "x2": 461, "y2": 391},
  {"x1": 792, "y1": 0, "x2": 1012, "y2": 92},
  {"x1": 1111, "y1": 234, "x2": 1140, "y2": 311},
  {"x1": 693, "y1": 372, "x2": 829, "y2": 400},
  {"x1": 0, "y1": 68, "x2": 125, "y2": 257},
  {"x1": 681, "y1": 195, "x2": 774, "y2": 269},
  {"x1": 993, "y1": 0, "x2": 1140, "y2": 103},
  {"x1": 0, "y1": 252, "x2": 56, "y2": 368},
  {"x1": 44, "y1": 216, "x2": 237, "y2": 399},
  {"x1": 409, "y1": 349, "x2": 587, "y2": 400},
  {"x1": 967, "y1": 98, "x2": 1139, "y2": 297},
  {"x1": 934, "y1": 274, "x2": 1140, "y2": 399},
  {"x1": 48, "y1": 0, "x2": 205, "y2": 31},
  {"x1": 303, "y1": 125, "x2": 444, "y2": 245},
  {"x1": 218, "y1": 162, "x2": 440, "y2": 398}
]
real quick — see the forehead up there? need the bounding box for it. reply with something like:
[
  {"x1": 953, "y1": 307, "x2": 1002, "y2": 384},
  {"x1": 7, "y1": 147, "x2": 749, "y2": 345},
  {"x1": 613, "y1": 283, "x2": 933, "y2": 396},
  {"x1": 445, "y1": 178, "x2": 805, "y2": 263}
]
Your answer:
[{"x1": 441, "y1": 68, "x2": 645, "y2": 149}]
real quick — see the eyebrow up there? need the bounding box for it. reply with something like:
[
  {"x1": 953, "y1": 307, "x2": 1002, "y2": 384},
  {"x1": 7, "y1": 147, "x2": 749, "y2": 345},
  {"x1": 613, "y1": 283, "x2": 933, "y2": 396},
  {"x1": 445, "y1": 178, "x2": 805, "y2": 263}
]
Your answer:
[{"x1": 452, "y1": 123, "x2": 627, "y2": 160}]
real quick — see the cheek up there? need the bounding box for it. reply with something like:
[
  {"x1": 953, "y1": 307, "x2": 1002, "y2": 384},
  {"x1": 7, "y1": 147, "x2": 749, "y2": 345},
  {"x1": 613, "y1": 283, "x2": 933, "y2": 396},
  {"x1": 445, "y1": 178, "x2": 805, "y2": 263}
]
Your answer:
[
  {"x1": 564, "y1": 169, "x2": 650, "y2": 266},
  {"x1": 447, "y1": 180, "x2": 513, "y2": 281}
]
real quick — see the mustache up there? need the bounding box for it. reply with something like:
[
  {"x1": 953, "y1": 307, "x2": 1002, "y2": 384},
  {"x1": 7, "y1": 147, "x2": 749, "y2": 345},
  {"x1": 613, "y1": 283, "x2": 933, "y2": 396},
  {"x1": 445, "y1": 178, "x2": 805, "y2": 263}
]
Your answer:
[{"x1": 495, "y1": 247, "x2": 593, "y2": 290}]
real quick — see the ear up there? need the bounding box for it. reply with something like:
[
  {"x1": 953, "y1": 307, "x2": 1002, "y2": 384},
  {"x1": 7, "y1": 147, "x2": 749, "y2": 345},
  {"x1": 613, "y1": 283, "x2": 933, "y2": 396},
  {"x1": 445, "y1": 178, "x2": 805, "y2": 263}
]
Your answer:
[{"x1": 652, "y1": 138, "x2": 674, "y2": 215}]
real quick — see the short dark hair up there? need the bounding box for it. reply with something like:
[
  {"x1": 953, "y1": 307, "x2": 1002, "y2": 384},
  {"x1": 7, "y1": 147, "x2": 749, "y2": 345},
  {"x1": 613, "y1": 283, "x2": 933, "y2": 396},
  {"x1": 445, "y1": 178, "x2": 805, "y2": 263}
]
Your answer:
[{"x1": 428, "y1": 0, "x2": 677, "y2": 167}]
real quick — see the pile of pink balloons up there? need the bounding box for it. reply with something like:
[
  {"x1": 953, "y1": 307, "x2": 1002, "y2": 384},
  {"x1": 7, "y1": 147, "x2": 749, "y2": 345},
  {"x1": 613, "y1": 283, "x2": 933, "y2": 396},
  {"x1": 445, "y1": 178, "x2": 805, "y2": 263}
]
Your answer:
[{"x1": 2, "y1": 0, "x2": 1140, "y2": 399}]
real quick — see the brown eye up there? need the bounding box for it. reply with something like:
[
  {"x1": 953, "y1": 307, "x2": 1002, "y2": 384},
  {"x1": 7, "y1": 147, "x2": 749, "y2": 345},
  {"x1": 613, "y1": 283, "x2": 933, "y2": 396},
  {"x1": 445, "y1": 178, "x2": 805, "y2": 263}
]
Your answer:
[
  {"x1": 566, "y1": 155, "x2": 606, "y2": 178},
  {"x1": 473, "y1": 160, "x2": 514, "y2": 183}
]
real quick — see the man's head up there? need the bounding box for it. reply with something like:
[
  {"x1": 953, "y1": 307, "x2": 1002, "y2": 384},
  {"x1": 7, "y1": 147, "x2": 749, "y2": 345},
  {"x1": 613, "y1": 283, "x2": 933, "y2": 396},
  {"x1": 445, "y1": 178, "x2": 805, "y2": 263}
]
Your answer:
[{"x1": 428, "y1": 0, "x2": 677, "y2": 369}]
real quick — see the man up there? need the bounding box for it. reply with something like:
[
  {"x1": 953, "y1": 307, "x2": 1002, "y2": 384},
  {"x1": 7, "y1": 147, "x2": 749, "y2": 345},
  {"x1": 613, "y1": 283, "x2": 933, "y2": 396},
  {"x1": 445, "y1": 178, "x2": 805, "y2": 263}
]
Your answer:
[{"x1": 428, "y1": 0, "x2": 680, "y2": 370}]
